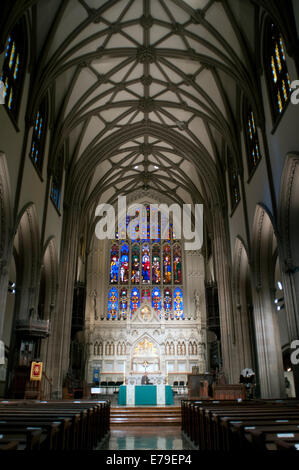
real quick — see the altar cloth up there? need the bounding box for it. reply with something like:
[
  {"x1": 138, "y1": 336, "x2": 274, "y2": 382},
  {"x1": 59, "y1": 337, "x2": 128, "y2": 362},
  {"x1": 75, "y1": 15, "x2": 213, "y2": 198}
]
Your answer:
[{"x1": 118, "y1": 385, "x2": 174, "y2": 406}]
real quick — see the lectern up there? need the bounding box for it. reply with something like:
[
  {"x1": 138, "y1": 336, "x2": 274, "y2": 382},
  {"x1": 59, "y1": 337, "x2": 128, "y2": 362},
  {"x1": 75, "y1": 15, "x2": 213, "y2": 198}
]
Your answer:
[{"x1": 187, "y1": 373, "x2": 212, "y2": 399}]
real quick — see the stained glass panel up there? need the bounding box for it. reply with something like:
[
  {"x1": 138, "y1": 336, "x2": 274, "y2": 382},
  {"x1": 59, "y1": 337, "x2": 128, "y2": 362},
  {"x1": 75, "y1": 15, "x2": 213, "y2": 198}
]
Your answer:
[
  {"x1": 152, "y1": 244, "x2": 161, "y2": 284},
  {"x1": 173, "y1": 244, "x2": 182, "y2": 284},
  {"x1": 246, "y1": 108, "x2": 261, "y2": 175},
  {"x1": 174, "y1": 287, "x2": 183, "y2": 319},
  {"x1": 141, "y1": 289, "x2": 150, "y2": 303},
  {"x1": 164, "y1": 288, "x2": 172, "y2": 317},
  {"x1": 106, "y1": 205, "x2": 183, "y2": 319},
  {"x1": 120, "y1": 243, "x2": 129, "y2": 284},
  {"x1": 1, "y1": 21, "x2": 26, "y2": 117},
  {"x1": 130, "y1": 288, "x2": 140, "y2": 314},
  {"x1": 142, "y1": 244, "x2": 150, "y2": 283},
  {"x1": 30, "y1": 98, "x2": 47, "y2": 172},
  {"x1": 108, "y1": 287, "x2": 118, "y2": 319},
  {"x1": 152, "y1": 288, "x2": 161, "y2": 312},
  {"x1": 163, "y1": 244, "x2": 171, "y2": 284},
  {"x1": 120, "y1": 288, "x2": 128, "y2": 317},
  {"x1": 268, "y1": 23, "x2": 291, "y2": 118},
  {"x1": 110, "y1": 244, "x2": 119, "y2": 284},
  {"x1": 131, "y1": 244, "x2": 140, "y2": 284}
]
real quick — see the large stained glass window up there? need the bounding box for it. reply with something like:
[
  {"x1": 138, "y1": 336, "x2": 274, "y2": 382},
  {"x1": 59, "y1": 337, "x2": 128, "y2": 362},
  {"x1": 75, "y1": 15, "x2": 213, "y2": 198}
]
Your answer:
[
  {"x1": 106, "y1": 205, "x2": 183, "y2": 319},
  {"x1": 0, "y1": 19, "x2": 27, "y2": 119},
  {"x1": 265, "y1": 22, "x2": 291, "y2": 120}
]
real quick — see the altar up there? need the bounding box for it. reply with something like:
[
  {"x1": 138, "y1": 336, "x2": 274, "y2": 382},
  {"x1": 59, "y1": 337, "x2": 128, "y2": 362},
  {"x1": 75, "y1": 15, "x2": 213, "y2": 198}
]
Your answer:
[{"x1": 118, "y1": 385, "x2": 174, "y2": 406}]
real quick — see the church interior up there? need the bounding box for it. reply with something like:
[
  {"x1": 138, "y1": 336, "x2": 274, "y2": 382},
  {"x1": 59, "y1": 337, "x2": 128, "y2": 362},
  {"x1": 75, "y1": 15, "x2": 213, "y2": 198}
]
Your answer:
[{"x1": 1, "y1": 0, "x2": 299, "y2": 452}]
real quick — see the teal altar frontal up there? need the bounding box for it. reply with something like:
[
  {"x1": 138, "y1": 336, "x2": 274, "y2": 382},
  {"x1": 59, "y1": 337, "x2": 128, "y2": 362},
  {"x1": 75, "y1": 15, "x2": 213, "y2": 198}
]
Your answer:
[{"x1": 118, "y1": 385, "x2": 174, "y2": 406}]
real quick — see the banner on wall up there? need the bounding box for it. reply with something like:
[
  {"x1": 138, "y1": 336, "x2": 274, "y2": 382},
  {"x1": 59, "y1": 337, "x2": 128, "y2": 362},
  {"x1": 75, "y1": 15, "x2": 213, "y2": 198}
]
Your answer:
[
  {"x1": 93, "y1": 367, "x2": 100, "y2": 384},
  {"x1": 30, "y1": 361, "x2": 43, "y2": 381}
]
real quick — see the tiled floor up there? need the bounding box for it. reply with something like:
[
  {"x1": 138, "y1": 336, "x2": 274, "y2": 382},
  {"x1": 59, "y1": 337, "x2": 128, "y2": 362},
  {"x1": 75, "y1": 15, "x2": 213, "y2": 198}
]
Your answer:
[{"x1": 98, "y1": 427, "x2": 195, "y2": 450}]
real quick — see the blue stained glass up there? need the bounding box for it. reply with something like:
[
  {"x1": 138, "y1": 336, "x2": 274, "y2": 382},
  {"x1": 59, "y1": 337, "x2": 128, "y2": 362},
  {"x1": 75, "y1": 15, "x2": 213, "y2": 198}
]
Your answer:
[
  {"x1": 5, "y1": 37, "x2": 11, "y2": 57},
  {"x1": 164, "y1": 288, "x2": 172, "y2": 317},
  {"x1": 120, "y1": 288, "x2": 128, "y2": 316},
  {"x1": 173, "y1": 287, "x2": 183, "y2": 319},
  {"x1": 142, "y1": 244, "x2": 150, "y2": 283},
  {"x1": 13, "y1": 54, "x2": 19, "y2": 80},
  {"x1": 51, "y1": 180, "x2": 61, "y2": 210},
  {"x1": 130, "y1": 288, "x2": 140, "y2": 313},
  {"x1": 38, "y1": 118, "x2": 43, "y2": 139},
  {"x1": 152, "y1": 288, "x2": 161, "y2": 312},
  {"x1": 108, "y1": 287, "x2": 118, "y2": 319},
  {"x1": 8, "y1": 88, "x2": 13, "y2": 109},
  {"x1": 35, "y1": 113, "x2": 40, "y2": 131}
]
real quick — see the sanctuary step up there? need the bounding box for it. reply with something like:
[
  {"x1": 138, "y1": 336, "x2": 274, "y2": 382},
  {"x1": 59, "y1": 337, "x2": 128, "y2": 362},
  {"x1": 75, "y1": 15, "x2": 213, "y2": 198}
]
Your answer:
[{"x1": 110, "y1": 406, "x2": 181, "y2": 427}]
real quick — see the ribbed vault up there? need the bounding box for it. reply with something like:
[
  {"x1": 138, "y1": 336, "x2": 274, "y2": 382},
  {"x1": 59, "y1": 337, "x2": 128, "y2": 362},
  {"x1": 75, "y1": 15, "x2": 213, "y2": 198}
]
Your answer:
[{"x1": 28, "y1": 0, "x2": 263, "y2": 212}]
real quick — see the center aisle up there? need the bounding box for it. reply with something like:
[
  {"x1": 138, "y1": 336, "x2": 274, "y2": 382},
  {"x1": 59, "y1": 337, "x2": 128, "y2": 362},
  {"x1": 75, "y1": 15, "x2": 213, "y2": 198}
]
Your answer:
[
  {"x1": 97, "y1": 405, "x2": 195, "y2": 450},
  {"x1": 99, "y1": 427, "x2": 195, "y2": 451}
]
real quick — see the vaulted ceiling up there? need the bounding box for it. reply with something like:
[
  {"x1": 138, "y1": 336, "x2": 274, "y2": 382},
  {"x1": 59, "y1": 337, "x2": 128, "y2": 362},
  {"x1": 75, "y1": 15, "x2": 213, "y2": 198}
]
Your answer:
[{"x1": 29, "y1": 0, "x2": 260, "y2": 217}]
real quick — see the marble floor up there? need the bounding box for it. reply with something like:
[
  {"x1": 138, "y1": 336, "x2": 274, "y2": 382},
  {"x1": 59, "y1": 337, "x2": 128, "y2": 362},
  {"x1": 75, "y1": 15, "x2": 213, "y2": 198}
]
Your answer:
[{"x1": 98, "y1": 427, "x2": 195, "y2": 451}]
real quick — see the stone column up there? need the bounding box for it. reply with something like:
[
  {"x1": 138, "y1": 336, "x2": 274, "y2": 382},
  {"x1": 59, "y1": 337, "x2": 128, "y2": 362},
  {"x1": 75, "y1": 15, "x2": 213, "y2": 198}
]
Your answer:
[
  {"x1": 252, "y1": 284, "x2": 285, "y2": 398},
  {"x1": 211, "y1": 204, "x2": 239, "y2": 383},
  {"x1": 47, "y1": 206, "x2": 80, "y2": 397},
  {"x1": 0, "y1": 257, "x2": 10, "y2": 341}
]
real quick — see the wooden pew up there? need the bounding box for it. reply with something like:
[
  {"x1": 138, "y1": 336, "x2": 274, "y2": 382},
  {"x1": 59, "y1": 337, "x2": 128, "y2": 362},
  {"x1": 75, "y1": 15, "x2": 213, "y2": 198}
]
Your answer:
[
  {"x1": 0, "y1": 440, "x2": 19, "y2": 451},
  {"x1": 0, "y1": 399, "x2": 110, "y2": 450},
  {"x1": 220, "y1": 413, "x2": 299, "y2": 451},
  {"x1": 181, "y1": 399, "x2": 299, "y2": 451},
  {"x1": 0, "y1": 428, "x2": 42, "y2": 450},
  {"x1": 0, "y1": 422, "x2": 60, "y2": 450}
]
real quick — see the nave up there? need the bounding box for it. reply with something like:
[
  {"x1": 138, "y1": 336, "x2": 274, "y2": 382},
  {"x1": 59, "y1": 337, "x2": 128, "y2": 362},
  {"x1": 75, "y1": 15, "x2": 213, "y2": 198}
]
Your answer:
[
  {"x1": 2, "y1": 2, "x2": 299, "y2": 457},
  {"x1": 1, "y1": 398, "x2": 299, "y2": 451}
]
